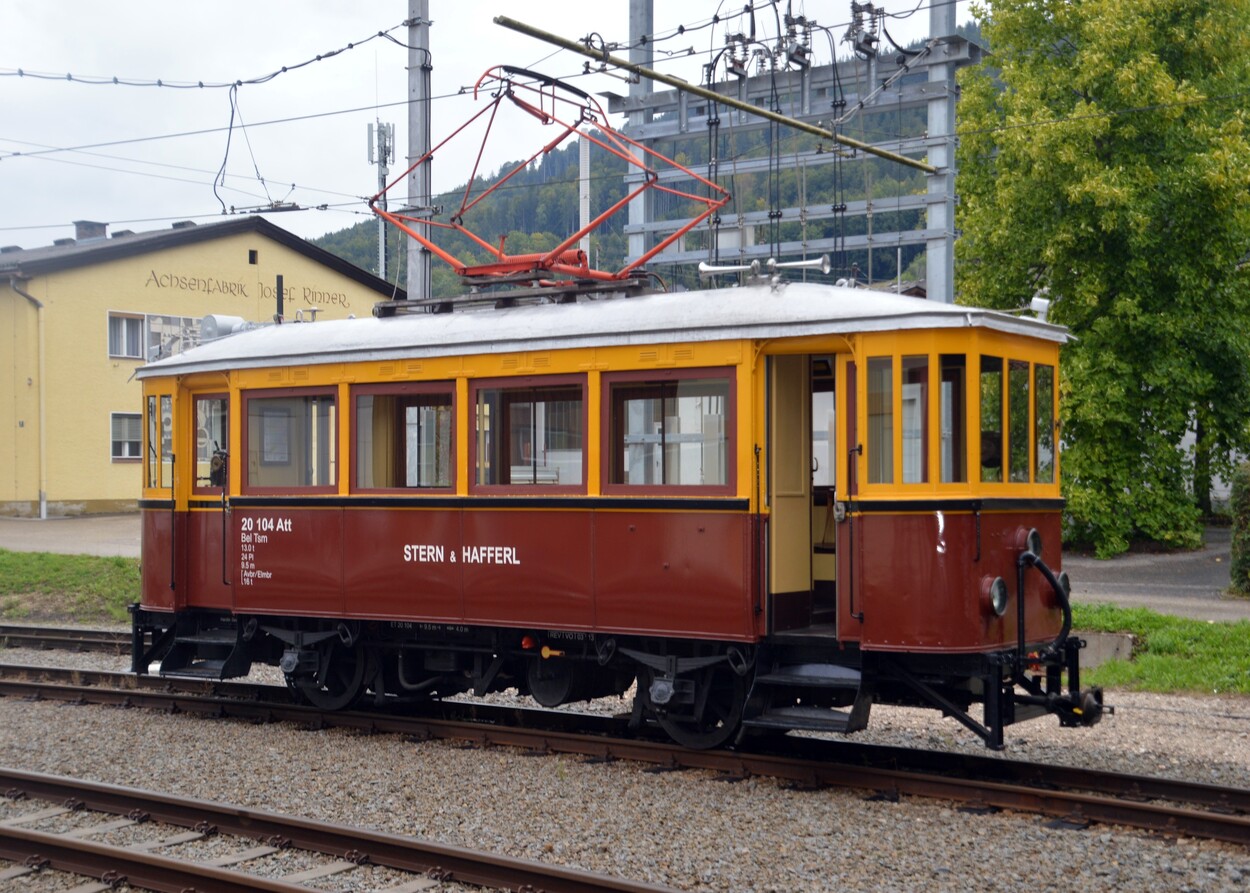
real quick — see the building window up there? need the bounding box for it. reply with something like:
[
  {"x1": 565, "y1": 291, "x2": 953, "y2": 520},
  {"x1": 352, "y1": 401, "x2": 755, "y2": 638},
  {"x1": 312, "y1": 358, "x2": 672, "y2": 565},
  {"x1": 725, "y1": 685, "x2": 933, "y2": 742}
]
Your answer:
[
  {"x1": 111, "y1": 413, "x2": 142, "y2": 460},
  {"x1": 248, "y1": 249, "x2": 258, "y2": 264},
  {"x1": 147, "y1": 314, "x2": 199, "y2": 361},
  {"x1": 108, "y1": 315, "x2": 143, "y2": 359},
  {"x1": 110, "y1": 313, "x2": 199, "y2": 361}
]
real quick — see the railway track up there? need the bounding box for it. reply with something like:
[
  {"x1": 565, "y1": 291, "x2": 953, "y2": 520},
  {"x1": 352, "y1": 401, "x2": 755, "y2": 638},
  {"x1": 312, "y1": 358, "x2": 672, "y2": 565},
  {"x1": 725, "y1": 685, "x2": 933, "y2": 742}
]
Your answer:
[
  {"x1": 2, "y1": 662, "x2": 1248, "y2": 848},
  {"x1": 0, "y1": 624, "x2": 129, "y2": 654},
  {"x1": 0, "y1": 766, "x2": 676, "y2": 892}
]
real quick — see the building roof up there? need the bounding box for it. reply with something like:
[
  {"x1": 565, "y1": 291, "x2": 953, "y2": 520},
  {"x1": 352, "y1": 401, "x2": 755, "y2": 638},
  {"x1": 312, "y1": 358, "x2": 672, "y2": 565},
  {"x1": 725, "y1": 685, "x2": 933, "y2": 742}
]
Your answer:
[
  {"x1": 0, "y1": 216, "x2": 405, "y2": 300},
  {"x1": 136, "y1": 280, "x2": 1069, "y2": 380}
]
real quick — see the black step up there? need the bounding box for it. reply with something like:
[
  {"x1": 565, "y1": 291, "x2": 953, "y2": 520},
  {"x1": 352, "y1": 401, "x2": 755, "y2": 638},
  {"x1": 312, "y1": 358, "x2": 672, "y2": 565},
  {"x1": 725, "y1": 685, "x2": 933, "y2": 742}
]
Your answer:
[
  {"x1": 755, "y1": 663, "x2": 861, "y2": 688},
  {"x1": 174, "y1": 630, "x2": 237, "y2": 646},
  {"x1": 160, "y1": 659, "x2": 227, "y2": 679},
  {"x1": 742, "y1": 705, "x2": 857, "y2": 733}
]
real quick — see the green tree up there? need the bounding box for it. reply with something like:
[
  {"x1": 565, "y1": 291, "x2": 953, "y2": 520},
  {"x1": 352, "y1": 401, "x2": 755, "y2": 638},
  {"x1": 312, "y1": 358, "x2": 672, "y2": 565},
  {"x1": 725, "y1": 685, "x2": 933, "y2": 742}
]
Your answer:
[{"x1": 956, "y1": 0, "x2": 1250, "y2": 556}]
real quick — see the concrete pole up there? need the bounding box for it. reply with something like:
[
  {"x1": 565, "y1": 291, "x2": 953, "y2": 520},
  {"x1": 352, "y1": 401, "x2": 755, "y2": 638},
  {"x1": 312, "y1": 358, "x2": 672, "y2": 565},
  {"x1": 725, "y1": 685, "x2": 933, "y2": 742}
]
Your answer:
[
  {"x1": 626, "y1": 0, "x2": 653, "y2": 265},
  {"x1": 925, "y1": 2, "x2": 958, "y2": 303},
  {"x1": 407, "y1": 0, "x2": 432, "y2": 301},
  {"x1": 374, "y1": 123, "x2": 391, "y2": 280},
  {"x1": 579, "y1": 134, "x2": 591, "y2": 256}
]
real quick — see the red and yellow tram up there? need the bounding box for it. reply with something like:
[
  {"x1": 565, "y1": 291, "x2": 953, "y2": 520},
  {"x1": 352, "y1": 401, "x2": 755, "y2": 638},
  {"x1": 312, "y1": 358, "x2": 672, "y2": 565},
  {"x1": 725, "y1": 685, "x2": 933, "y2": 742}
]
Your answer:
[{"x1": 132, "y1": 278, "x2": 1102, "y2": 749}]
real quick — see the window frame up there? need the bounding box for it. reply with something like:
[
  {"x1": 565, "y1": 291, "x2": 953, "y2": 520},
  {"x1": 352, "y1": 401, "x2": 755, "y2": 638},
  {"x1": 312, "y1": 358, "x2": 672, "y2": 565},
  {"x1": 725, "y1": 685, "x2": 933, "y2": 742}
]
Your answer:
[
  {"x1": 107, "y1": 313, "x2": 144, "y2": 360},
  {"x1": 978, "y1": 355, "x2": 1005, "y2": 484},
  {"x1": 866, "y1": 356, "x2": 894, "y2": 485},
  {"x1": 1034, "y1": 363, "x2": 1056, "y2": 484},
  {"x1": 470, "y1": 374, "x2": 587, "y2": 495},
  {"x1": 601, "y1": 367, "x2": 736, "y2": 497},
  {"x1": 192, "y1": 393, "x2": 230, "y2": 495},
  {"x1": 241, "y1": 386, "x2": 339, "y2": 495},
  {"x1": 110, "y1": 411, "x2": 142, "y2": 462},
  {"x1": 350, "y1": 382, "x2": 456, "y2": 494}
]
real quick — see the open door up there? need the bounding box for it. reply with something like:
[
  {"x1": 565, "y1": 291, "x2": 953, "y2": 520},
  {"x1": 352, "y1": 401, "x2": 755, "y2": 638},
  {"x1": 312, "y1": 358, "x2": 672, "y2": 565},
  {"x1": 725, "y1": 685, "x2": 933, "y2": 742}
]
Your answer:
[
  {"x1": 836, "y1": 358, "x2": 863, "y2": 641},
  {"x1": 188, "y1": 392, "x2": 232, "y2": 609},
  {"x1": 810, "y1": 356, "x2": 837, "y2": 629},
  {"x1": 767, "y1": 355, "x2": 813, "y2": 632}
]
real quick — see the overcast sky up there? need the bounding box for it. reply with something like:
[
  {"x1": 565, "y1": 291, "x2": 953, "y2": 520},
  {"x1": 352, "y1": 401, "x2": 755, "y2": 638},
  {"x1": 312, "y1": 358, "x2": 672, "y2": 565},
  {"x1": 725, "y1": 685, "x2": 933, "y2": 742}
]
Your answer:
[{"x1": 0, "y1": 1, "x2": 953, "y2": 253}]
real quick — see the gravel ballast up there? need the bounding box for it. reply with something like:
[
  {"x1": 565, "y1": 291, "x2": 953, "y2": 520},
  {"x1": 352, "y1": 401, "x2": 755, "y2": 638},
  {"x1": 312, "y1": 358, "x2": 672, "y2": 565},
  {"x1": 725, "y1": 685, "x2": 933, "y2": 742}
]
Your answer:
[{"x1": 1, "y1": 647, "x2": 1248, "y2": 892}]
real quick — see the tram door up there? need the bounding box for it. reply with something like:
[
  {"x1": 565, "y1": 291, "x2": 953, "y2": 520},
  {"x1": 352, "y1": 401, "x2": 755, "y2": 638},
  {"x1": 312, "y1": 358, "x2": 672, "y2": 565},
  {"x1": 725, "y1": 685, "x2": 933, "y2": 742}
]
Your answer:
[
  {"x1": 188, "y1": 392, "x2": 232, "y2": 608},
  {"x1": 809, "y1": 356, "x2": 838, "y2": 628},
  {"x1": 767, "y1": 355, "x2": 814, "y2": 632}
]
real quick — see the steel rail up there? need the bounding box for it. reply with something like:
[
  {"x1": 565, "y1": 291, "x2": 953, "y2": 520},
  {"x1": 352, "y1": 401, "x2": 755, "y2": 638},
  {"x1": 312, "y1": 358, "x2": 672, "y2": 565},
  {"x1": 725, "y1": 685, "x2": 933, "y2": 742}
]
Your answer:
[
  {"x1": 0, "y1": 824, "x2": 313, "y2": 893},
  {"x1": 0, "y1": 662, "x2": 299, "y2": 704},
  {"x1": 7, "y1": 663, "x2": 1250, "y2": 816},
  {"x1": 0, "y1": 767, "x2": 680, "y2": 893},
  {"x1": 4, "y1": 666, "x2": 1249, "y2": 846},
  {"x1": 0, "y1": 625, "x2": 129, "y2": 654}
]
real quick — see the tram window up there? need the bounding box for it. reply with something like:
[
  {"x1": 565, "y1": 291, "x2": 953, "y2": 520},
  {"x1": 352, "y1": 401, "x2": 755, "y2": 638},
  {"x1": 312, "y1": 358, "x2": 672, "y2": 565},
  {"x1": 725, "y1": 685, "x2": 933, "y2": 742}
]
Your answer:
[
  {"x1": 901, "y1": 356, "x2": 929, "y2": 484},
  {"x1": 1008, "y1": 360, "x2": 1031, "y2": 483},
  {"x1": 474, "y1": 380, "x2": 584, "y2": 488},
  {"x1": 940, "y1": 355, "x2": 967, "y2": 482},
  {"x1": 245, "y1": 391, "x2": 337, "y2": 491},
  {"x1": 812, "y1": 387, "x2": 835, "y2": 489},
  {"x1": 867, "y1": 357, "x2": 893, "y2": 484},
  {"x1": 607, "y1": 374, "x2": 730, "y2": 489},
  {"x1": 146, "y1": 392, "x2": 173, "y2": 487},
  {"x1": 1035, "y1": 364, "x2": 1055, "y2": 483},
  {"x1": 159, "y1": 395, "x2": 173, "y2": 488},
  {"x1": 193, "y1": 395, "x2": 228, "y2": 491},
  {"x1": 146, "y1": 397, "x2": 161, "y2": 488},
  {"x1": 354, "y1": 387, "x2": 453, "y2": 490},
  {"x1": 980, "y1": 356, "x2": 1004, "y2": 482}
]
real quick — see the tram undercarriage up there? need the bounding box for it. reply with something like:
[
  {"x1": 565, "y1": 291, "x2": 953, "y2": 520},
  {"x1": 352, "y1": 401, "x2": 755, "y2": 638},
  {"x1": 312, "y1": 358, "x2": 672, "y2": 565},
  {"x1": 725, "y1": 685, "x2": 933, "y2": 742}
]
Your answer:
[{"x1": 131, "y1": 603, "x2": 1103, "y2": 751}]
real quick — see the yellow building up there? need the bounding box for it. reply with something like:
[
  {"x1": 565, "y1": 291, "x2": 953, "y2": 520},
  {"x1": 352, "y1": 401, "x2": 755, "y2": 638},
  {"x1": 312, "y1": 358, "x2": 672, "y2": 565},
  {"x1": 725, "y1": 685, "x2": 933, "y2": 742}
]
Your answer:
[{"x1": 0, "y1": 217, "x2": 404, "y2": 517}]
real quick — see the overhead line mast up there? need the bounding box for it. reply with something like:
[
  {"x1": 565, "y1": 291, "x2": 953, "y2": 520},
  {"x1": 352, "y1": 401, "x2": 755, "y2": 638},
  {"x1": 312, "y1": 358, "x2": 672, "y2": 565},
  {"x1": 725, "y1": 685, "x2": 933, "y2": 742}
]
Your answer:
[{"x1": 491, "y1": 15, "x2": 937, "y2": 175}]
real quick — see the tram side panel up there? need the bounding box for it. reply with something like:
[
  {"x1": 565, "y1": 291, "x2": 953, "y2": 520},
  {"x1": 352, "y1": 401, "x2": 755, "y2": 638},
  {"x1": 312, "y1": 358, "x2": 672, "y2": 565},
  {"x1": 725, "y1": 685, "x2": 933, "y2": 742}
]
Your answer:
[
  {"x1": 460, "y1": 508, "x2": 594, "y2": 628},
  {"x1": 150, "y1": 502, "x2": 758, "y2": 642},
  {"x1": 851, "y1": 510, "x2": 1064, "y2": 653},
  {"x1": 228, "y1": 508, "x2": 345, "y2": 617},
  {"x1": 341, "y1": 507, "x2": 465, "y2": 621},
  {"x1": 140, "y1": 507, "x2": 176, "y2": 612},
  {"x1": 184, "y1": 508, "x2": 232, "y2": 610},
  {"x1": 593, "y1": 510, "x2": 756, "y2": 641}
]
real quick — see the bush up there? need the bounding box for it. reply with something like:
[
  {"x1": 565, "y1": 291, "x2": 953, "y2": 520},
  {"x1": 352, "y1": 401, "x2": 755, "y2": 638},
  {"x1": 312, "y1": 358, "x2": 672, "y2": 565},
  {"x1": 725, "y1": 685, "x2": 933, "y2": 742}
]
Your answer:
[{"x1": 1231, "y1": 462, "x2": 1250, "y2": 595}]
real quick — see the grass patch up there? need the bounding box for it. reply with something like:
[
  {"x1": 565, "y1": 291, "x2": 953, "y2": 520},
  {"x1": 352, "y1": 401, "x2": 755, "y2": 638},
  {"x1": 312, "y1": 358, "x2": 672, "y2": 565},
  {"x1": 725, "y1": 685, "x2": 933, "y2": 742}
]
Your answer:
[
  {"x1": 1074, "y1": 602, "x2": 1250, "y2": 695},
  {"x1": 0, "y1": 548, "x2": 138, "y2": 624}
]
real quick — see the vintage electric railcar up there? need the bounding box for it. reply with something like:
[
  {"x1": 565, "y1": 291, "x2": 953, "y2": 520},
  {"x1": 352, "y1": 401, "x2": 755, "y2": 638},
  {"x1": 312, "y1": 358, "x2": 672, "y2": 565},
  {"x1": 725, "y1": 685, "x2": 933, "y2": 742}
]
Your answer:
[{"x1": 131, "y1": 278, "x2": 1103, "y2": 749}]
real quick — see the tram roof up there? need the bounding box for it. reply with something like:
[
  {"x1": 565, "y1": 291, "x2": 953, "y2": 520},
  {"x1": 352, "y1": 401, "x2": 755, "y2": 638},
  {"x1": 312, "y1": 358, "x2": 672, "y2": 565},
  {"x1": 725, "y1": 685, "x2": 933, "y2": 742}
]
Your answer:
[{"x1": 136, "y1": 281, "x2": 1068, "y2": 379}]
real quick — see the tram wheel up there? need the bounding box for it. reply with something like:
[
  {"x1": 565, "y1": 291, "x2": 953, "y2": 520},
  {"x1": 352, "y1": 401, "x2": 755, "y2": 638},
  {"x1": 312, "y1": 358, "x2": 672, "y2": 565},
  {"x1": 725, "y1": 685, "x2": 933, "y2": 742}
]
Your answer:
[
  {"x1": 649, "y1": 661, "x2": 748, "y2": 750},
  {"x1": 296, "y1": 638, "x2": 368, "y2": 711}
]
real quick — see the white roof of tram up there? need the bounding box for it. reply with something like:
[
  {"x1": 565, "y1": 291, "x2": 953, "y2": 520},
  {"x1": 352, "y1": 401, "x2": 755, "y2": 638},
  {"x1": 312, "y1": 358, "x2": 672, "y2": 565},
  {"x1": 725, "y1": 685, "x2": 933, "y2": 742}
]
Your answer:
[{"x1": 136, "y1": 281, "x2": 1069, "y2": 379}]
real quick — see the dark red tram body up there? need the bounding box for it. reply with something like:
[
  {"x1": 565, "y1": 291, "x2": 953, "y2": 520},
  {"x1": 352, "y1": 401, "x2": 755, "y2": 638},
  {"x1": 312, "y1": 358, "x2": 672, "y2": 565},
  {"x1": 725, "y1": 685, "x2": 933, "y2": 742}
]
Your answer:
[{"x1": 133, "y1": 281, "x2": 1102, "y2": 749}]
